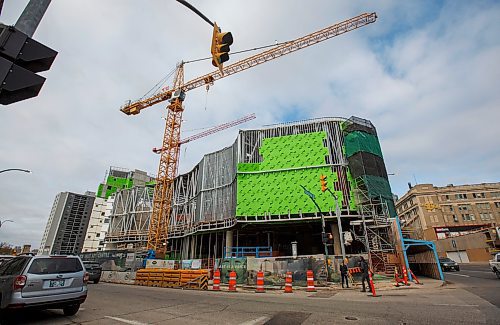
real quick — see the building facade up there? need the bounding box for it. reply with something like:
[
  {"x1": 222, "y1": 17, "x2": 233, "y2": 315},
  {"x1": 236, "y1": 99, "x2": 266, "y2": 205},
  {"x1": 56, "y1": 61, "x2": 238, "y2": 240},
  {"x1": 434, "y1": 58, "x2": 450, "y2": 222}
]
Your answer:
[
  {"x1": 82, "y1": 196, "x2": 108, "y2": 252},
  {"x1": 162, "y1": 116, "x2": 397, "y2": 273},
  {"x1": 397, "y1": 182, "x2": 500, "y2": 241},
  {"x1": 39, "y1": 191, "x2": 96, "y2": 255}
]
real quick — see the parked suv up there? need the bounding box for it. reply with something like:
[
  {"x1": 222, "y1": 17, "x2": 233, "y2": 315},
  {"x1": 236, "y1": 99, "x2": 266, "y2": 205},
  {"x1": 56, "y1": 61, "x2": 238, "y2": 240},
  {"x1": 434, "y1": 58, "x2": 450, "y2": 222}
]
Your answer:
[
  {"x1": 82, "y1": 261, "x2": 102, "y2": 284},
  {"x1": 0, "y1": 255, "x2": 88, "y2": 316}
]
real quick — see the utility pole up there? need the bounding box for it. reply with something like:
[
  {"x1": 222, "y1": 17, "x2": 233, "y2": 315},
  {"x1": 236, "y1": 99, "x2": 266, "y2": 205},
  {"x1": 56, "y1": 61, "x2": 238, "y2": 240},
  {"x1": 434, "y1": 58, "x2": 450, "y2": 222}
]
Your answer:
[
  {"x1": 301, "y1": 185, "x2": 331, "y2": 281},
  {"x1": 327, "y1": 188, "x2": 346, "y2": 261}
]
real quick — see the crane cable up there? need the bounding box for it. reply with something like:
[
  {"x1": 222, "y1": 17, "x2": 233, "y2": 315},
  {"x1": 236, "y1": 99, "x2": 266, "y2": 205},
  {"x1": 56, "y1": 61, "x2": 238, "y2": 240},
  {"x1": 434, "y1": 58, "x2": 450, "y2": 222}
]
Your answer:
[{"x1": 184, "y1": 40, "x2": 292, "y2": 64}]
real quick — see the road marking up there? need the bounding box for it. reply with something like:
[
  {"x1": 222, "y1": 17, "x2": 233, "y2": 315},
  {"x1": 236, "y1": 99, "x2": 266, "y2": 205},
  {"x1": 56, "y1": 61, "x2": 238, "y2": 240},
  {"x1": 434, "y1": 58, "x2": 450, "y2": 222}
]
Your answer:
[
  {"x1": 238, "y1": 316, "x2": 271, "y2": 325},
  {"x1": 461, "y1": 270, "x2": 492, "y2": 274},
  {"x1": 433, "y1": 304, "x2": 479, "y2": 307},
  {"x1": 104, "y1": 316, "x2": 149, "y2": 325},
  {"x1": 446, "y1": 273, "x2": 470, "y2": 277}
]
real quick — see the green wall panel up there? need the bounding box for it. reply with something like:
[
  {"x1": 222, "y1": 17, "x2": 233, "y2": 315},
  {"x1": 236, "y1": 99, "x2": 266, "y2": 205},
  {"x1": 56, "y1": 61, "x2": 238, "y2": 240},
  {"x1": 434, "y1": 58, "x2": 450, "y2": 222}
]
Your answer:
[
  {"x1": 344, "y1": 131, "x2": 383, "y2": 158},
  {"x1": 236, "y1": 131, "x2": 347, "y2": 217}
]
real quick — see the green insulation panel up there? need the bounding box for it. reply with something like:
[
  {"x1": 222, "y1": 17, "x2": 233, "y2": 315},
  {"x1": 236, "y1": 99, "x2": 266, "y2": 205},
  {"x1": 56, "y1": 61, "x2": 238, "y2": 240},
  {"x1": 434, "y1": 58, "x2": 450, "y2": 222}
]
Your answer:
[
  {"x1": 236, "y1": 132, "x2": 348, "y2": 217},
  {"x1": 97, "y1": 176, "x2": 134, "y2": 199},
  {"x1": 344, "y1": 131, "x2": 383, "y2": 158}
]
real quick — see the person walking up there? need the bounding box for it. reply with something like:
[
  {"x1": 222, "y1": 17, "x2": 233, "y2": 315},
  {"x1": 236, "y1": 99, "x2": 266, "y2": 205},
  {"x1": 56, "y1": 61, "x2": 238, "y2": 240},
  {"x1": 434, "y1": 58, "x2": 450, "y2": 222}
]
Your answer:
[
  {"x1": 359, "y1": 256, "x2": 371, "y2": 293},
  {"x1": 340, "y1": 259, "x2": 349, "y2": 288}
]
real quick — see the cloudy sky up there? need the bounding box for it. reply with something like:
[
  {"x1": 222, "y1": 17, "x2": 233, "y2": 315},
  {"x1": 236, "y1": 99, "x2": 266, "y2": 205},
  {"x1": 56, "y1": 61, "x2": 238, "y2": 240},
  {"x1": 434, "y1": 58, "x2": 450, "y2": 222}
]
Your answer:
[{"x1": 1, "y1": 1, "x2": 499, "y2": 248}]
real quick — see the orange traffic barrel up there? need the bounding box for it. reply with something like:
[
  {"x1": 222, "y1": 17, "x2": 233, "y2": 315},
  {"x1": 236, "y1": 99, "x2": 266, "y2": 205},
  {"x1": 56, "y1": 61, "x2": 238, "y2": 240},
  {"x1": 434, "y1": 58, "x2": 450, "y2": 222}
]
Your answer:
[
  {"x1": 306, "y1": 270, "x2": 316, "y2": 292},
  {"x1": 255, "y1": 271, "x2": 265, "y2": 293},
  {"x1": 284, "y1": 271, "x2": 293, "y2": 293},
  {"x1": 213, "y1": 269, "x2": 221, "y2": 291},
  {"x1": 228, "y1": 270, "x2": 237, "y2": 292}
]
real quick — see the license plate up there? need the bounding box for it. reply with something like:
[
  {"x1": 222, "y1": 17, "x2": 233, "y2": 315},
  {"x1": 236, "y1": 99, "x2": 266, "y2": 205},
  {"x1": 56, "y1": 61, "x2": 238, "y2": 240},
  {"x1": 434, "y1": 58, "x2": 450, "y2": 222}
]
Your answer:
[{"x1": 49, "y1": 279, "x2": 65, "y2": 287}]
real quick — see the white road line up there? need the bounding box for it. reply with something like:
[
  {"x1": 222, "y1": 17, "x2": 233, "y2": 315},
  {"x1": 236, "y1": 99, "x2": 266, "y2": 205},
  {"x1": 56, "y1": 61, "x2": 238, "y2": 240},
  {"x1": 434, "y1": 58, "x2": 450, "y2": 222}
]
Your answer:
[
  {"x1": 446, "y1": 273, "x2": 470, "y2": 277},
  {"x1": 433, "y1": 304, "x2": 479, "y2": 307},
  {"x1": 238, "y1": 316, "x2": 271, "y2": 325},
  {"x1": 104, "y1": 316, "x2": 149, "y2": 325}
]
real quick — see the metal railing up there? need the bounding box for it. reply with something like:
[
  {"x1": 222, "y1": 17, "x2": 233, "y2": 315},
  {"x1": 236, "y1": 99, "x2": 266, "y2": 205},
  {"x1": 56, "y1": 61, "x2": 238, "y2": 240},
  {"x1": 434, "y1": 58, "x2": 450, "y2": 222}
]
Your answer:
[{"x1": 223, "y1": 246, "x2": 273, "y2": 258}]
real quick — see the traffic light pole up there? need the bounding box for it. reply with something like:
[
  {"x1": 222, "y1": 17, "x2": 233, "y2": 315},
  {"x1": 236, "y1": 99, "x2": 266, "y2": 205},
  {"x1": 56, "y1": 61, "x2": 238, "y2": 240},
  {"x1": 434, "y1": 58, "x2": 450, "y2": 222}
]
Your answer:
[
  {"x1": 14, "y1": 0, "x2": 52, "y2": 37},
  {"x1": 327, "y1": 188, "x2": 346, "y2": 261},
  {"x1": 176, "y1": 0, "x2": 215, "y2": 27}
]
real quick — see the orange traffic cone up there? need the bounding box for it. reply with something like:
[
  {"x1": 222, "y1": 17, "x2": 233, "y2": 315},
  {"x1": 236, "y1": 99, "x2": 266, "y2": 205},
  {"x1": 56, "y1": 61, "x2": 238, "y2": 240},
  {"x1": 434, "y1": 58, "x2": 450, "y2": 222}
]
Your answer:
[
  {"x1": 228, "y1": 270, "x2": 237, "y2": 292},
  {"x1": 284, "y1": 271, "x2": 293, "y2": 293},
  {"x1": 368, "y1": 270, "x2": 379, "y2": 297},
  {"x1": 402, "y1": 265, "x2": 409, "y2": 286},
  {"x1": 255, "y1": 270, "x2": 265, "y2": 293},
  {"x1": 212, "y1": 269, "x2": 221, "y2": 291},
  {"x1": 306, "y1": 270, "x2": 316, "y2": 292},
  {"x1": 394, "y1": 268, "x2": 405, "y2": 287}
]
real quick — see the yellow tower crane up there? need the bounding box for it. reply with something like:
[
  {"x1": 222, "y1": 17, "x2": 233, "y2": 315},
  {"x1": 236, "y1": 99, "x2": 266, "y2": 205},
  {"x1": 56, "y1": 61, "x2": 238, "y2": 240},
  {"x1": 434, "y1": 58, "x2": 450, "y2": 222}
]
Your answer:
[{"x1": 120, "y1": 12, "x2": 377, "y2": 256}]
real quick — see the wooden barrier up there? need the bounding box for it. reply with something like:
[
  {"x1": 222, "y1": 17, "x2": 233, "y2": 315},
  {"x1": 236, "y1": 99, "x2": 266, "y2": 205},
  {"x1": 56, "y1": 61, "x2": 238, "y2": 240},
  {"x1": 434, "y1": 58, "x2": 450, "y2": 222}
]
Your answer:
[{"x1": 134, "y1": 269, "x2": 209, "y2": 290}]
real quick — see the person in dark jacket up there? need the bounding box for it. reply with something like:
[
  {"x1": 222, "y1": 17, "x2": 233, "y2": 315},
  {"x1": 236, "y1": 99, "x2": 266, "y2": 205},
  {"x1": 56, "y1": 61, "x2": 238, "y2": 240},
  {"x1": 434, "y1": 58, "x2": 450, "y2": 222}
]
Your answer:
[
  {"x1": 340, "y1": 259, "x2": 349, "y2": 288},
  {"x1": 359, "y1": 256, "x2": 372, "y2": 292}
]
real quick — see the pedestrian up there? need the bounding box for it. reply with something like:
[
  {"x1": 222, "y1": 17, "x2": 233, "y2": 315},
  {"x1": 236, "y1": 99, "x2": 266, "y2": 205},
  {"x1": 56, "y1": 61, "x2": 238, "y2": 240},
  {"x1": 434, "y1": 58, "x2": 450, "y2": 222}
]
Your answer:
[
  {"x1": 359, "y1": 256, "x2": 371, "y2": 293},
  {"x1": 340, "y1": 259, "x2": 349, "y2": 288}
]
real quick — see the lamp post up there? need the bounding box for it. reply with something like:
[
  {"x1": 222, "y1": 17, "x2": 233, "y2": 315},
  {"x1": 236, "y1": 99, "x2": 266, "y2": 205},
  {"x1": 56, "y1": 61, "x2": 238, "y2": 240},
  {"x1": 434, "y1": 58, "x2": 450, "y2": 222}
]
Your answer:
[
  {"x1": 0, "y1": 168, "x2": 31, "y2": 174},
  {"x1": 0, "y1": 219, "x2": 13, "y2": 229}
]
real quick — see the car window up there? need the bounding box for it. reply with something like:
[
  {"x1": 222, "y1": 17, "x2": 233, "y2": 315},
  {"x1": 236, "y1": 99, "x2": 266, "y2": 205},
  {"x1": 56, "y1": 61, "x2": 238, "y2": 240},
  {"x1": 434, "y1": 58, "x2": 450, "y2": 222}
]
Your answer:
[
  {"x1": 28, "y1": 258, "x2": 83, "y2": 274},
  {"x1": 0, "y1": 257, "x2": 30, "y2": 276},
  {"x1": 440, "y1": 258, "x2": 451, "y2": 262}
]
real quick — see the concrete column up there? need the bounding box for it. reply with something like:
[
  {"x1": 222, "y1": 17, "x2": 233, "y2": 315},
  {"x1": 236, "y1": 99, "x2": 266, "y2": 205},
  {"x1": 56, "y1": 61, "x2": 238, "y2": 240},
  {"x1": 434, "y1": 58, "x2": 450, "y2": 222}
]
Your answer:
[
  {"x1": 225, "y1": 230, "x2": 233, "y2": 258},
  {"x1": 331, "y1": 223, "x2": 342, "y2": 256}
]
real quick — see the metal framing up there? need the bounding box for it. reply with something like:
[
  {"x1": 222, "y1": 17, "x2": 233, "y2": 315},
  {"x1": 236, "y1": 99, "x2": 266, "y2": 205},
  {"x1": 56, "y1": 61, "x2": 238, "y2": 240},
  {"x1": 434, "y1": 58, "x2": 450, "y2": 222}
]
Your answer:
[{"x1": 105, "y1": 186, "x2": 154, "y2": 250}]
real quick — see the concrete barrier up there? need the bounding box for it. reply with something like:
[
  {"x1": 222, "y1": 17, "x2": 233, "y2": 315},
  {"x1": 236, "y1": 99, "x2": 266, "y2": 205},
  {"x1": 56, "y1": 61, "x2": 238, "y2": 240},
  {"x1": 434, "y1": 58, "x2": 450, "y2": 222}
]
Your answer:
[{"x1": 101, "y1": 271, "x2": 136, "y2": 285}]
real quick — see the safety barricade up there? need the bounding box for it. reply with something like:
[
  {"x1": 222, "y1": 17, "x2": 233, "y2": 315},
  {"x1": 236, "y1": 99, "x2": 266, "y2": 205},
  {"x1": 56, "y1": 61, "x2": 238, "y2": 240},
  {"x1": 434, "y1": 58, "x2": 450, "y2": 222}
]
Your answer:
[
  {"x1": 348, "y1": 267, "x2": 362, "y2": 274},
  {"x1": 255, "y1": 271, "x2": 265, "y2": 293},
  {"x1": 212, "y1": 269, "x2": 221, "y2": 291},
  {"x1": 284, "y1": 271, "x2": 293, "y2": 293},
  {"x1": 402, "y1": 265, "x2": 409, "y2": 286},
  {"x1": 228, "y1": 271, "x2": 237, "y2": 292},
  {"x1": 306, "y1": 270, "x2": 316, "y2": 292}
]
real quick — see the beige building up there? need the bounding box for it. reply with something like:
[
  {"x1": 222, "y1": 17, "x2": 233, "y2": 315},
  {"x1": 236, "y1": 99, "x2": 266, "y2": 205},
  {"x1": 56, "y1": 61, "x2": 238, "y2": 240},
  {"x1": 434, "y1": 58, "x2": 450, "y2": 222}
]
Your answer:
[{"x1": 396, "y1": 183, "x2": 500, "y2": 261}]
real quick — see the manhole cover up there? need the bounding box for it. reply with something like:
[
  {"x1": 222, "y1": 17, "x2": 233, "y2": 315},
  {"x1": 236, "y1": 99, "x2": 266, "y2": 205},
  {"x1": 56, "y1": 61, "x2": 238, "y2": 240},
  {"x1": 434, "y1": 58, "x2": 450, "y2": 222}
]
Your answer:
[
  {"x1": 308, "y1": 291, "x2": 338, "y2": 298},
  {"x1": 345, "y1": 316, "x2": 358, "y2": 321}
]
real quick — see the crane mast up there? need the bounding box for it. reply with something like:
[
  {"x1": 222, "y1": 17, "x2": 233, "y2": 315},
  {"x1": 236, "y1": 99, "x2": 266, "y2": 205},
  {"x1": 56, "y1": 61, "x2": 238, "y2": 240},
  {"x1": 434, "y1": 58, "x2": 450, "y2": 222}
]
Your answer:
[{"x1": 122, "y1": 12, "x2": 378, "y2": 255}]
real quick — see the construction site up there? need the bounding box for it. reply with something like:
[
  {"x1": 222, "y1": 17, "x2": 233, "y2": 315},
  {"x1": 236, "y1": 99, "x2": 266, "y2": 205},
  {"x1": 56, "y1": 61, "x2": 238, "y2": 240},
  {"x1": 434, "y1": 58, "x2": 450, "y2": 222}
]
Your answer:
[{"x1": 93, "y1": 6, "x2": 442, "y2": 286}]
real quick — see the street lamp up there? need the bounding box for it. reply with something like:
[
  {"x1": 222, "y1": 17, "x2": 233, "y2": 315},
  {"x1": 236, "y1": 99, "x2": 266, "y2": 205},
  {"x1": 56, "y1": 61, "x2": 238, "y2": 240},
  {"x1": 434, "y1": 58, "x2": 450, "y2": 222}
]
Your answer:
[
  {"x1": 0, "y1": 219, "x2": 13, "y2": 229},
  {"x1": 0, "y1": 168, "x2": 31, "y2": 174}
]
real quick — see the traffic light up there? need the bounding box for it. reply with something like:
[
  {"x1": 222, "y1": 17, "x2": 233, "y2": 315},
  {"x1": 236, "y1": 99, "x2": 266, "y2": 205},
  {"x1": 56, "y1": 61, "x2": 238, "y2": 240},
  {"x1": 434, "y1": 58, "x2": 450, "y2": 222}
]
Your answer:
[
  {"x1": 320, "y1": 174, "x2": 328, "y2": 192},
  {"x1": 210, "y1": 22, "x2": 233, "y2": 72},
  {"x1": 0, "y1": 24, "x2": 57, "y2": 105}
]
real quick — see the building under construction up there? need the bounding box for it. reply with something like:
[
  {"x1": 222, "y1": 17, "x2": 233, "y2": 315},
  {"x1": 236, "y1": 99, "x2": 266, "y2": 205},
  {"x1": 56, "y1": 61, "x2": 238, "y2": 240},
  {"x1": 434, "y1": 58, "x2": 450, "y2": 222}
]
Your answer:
[{"x1": 162, "y1": 116, "x2": 398, "y2": 274}]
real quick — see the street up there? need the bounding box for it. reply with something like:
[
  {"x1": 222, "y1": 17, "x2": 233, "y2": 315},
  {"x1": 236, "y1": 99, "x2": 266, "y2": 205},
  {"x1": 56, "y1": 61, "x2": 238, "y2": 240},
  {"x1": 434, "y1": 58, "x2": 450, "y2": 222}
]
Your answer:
[
  {"x1": 3, "y1": 275, "x2": 498, "y2": 325},
  {"x1": 443, "y1": 263, "x2": 500, "y2": 308}
]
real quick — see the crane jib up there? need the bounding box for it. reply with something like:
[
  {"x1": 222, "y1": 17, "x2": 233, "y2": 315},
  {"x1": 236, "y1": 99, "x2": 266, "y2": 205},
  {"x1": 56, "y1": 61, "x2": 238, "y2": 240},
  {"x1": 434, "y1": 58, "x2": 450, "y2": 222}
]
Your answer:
[{"x1": 120, "y1": 12, "x2": 376, "y2": 116}]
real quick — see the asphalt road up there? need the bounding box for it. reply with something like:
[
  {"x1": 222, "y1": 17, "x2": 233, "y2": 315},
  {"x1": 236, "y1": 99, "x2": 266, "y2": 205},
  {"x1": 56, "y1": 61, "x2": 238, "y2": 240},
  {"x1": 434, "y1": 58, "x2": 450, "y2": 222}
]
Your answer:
[
  {"x1": 3, "y1": 278, "x2": 498, "y2": 325},
  {"x1": 444, "y1": 263, "x2": 500, "y2": 308}
]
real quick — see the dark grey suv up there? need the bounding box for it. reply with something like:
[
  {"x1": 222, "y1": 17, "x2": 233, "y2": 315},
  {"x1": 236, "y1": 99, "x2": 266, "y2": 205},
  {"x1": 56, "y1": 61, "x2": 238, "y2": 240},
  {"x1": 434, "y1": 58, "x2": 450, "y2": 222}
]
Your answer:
[{"x1": 0, "y1": 255, "x2": 88, "y2": 316}]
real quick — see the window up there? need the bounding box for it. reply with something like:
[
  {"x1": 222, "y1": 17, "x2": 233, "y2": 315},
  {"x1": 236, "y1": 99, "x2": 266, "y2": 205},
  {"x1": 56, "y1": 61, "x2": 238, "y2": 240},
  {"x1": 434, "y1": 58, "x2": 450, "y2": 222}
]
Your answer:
[
  {"x1": 453, "y1": 215, "x2": 458, "y2": 222},
  {"x1": 491, "y1": 192, "x2": 500, "y2": 198},
  {"x1": 495, "y1": 202, "x2": 500, "y2": 208},
  {"x1": 430, "y1": 215, "x2": 439, "y2": 223},
  {"x1": 480, "y1": 213, "x2": 493, "y2": 221},
  {"x1": 28, "y1": 258, "x2": 83, "y2": 274},
  {"x1": 462, "y1": 214, "x2": 475, "y2": 221},
  {"x1": 444, "y1": 215, "x2": 449, "y2": 222},
  {"x1": 101, "y1": 212, "x2": 105, "y2": 216},
  {"x1": 442, "y1": 205, "x2": 453, "y2": 212},
  {"x1": 458, "y1": 204, "x2": 471, "y2": 211},
  {"x1": 477, "y1": 203, "x2": 490, "y2": 210},
  {"x1": 472, "y1": 193, "x2": 485, "y2": 199},
  {"x1": 445, "y1": 195, "x2": 450, "y2": 201},
  {"x1": 96, "y1": 233, "x2": 100, "y2": 237},
  {"x1": 0, "y1": 257, "x2": 30, "y2": 276},
  {"x1": 455, "y1": 193, "x2": 467, "y2": 200}
]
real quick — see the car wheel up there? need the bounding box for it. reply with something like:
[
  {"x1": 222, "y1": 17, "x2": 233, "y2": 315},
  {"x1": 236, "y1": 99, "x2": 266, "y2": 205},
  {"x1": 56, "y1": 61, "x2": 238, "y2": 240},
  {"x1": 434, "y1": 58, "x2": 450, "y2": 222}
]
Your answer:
[
  {"x1": 63, "y1": 304, "x2": 80, "y2": 316},
  {"x1": 456, "y1": 267, "x2": 460, "y2": 272},
  {"x1": 94, "y1": 278, "x2": 100, "y2": 284}
]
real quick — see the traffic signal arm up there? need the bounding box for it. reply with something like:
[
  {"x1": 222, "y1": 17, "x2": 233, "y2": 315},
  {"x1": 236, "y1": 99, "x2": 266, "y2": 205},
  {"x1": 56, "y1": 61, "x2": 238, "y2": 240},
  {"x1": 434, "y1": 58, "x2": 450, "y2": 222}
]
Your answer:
[{"x1": 120, "y1": 12, "x2": 377, "y2": 115}]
